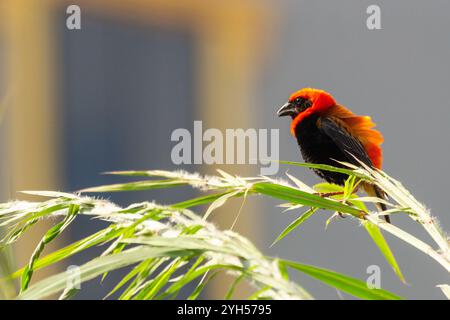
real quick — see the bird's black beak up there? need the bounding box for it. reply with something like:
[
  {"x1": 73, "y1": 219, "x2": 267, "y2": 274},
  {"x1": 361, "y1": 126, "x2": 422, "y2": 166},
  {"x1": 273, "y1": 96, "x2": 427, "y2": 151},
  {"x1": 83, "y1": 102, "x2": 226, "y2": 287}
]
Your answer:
[{"x1": 277, "y1": 102, "x2": 296, "y2": 117}]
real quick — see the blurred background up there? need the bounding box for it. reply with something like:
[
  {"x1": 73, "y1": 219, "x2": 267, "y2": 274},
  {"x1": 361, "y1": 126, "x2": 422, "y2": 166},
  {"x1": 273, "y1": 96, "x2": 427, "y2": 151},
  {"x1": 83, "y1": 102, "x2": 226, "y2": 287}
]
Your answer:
[{"x1": 0, "y1": 0, "x2": 449, "y2": 299}]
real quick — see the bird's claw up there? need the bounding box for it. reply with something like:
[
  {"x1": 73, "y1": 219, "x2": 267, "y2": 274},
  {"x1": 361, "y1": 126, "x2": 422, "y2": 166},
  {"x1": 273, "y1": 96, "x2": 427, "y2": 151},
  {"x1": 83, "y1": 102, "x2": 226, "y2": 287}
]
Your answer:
[{"x1": 314, "y1": 191, "x2": 345, "y2": 198}]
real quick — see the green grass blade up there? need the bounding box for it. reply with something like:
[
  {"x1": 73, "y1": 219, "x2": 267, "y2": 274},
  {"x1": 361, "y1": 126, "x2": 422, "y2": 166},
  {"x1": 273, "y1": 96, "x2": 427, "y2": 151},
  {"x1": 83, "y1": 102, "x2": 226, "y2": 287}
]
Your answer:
[
  {"x1": 134, "y1": 259, "x2": 184, "y2": 300},
  {"x1": 225, "y1": 273, "x2": 246, "y2": 300},
  {"x1": 203, "y1": 190, "x2": 241, "y2": 220},
  {"x1": 79, "y1": 179, "x2": 187, "y2": 193},
  {"x1": 18, "y1": 246, "x2": 194, "y2": 300},
  {"x1": 8, "y1": 226, "x2": 122, "y2": 280},
  {"x1": 247, "y1": 286, "x2": 271, "y2": 300},
  {"x1": 162, "y1": 256, "x2": 206, "y2": 298},
  {"x1": 103, "y1": 171, "x2": 155, "y2": 177},
  {"x1": 279, "y1": 160, "x2": 369, "y2": 179},
  {"x1": 21, "y1": 204, "x2": 79, "y2": 291},
  {"x1": 283, "y1": 260, "x2": 402, "y2": 300},
  {"x1": 172, "y1": 192, "x2": 231, "y2": 209},
  {"x1": 119, "y1": 258, "x2": 167, "y2": 300},
  {"x1": 271, "y1": 208, "x2": 318, "y2": 247},
  {"x1": 188, "y1": 271, "x2": 221, "y2": 300},
  {"x1": 313, "y1": 183, "x2": 343, "y2": 193},
  {"x1": 105, "y1": 259, "x2": 150, "y2": 299},
  {"x1": 363, "y1": 221, "x2": 405, "y2": 283},
  {"x1": 251, "y1": 182, "x2": 362, "y2": 217}
]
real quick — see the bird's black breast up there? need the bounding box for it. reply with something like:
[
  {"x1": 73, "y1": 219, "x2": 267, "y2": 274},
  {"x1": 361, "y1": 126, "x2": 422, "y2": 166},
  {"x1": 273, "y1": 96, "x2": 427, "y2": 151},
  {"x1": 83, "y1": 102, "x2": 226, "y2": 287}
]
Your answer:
[{"x1": 294, "y1": 114, "x2": 350, "y2": 185}]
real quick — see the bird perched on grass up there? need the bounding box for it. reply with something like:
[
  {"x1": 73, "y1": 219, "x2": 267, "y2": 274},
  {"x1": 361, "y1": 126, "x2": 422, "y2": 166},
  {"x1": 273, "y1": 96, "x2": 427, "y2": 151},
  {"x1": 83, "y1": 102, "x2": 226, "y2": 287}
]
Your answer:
[{"x1": 277, "y1": 88, "x2": 389, "y2": 222}]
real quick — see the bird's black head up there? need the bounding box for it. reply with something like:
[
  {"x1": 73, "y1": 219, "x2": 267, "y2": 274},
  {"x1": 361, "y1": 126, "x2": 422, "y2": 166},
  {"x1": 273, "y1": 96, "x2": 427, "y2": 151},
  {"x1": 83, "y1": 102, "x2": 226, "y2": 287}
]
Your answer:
[{"x1": 277, "y1": 96, "x2": 313, "y2": 119}]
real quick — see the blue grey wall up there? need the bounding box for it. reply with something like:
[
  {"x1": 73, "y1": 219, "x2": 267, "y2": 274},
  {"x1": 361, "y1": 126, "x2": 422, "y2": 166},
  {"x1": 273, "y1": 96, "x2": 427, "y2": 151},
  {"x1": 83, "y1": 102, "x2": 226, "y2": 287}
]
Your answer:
[{"x1": 59, "y1": 13, "x2": 199, "y2": 299}]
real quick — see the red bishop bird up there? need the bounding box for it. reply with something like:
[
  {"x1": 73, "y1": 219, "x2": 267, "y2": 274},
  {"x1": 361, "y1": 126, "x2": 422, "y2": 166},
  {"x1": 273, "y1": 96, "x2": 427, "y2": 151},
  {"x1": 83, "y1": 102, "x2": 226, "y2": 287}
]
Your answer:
[{"x1": 277, "y1": 88, "x2": 389, "y2": 222}]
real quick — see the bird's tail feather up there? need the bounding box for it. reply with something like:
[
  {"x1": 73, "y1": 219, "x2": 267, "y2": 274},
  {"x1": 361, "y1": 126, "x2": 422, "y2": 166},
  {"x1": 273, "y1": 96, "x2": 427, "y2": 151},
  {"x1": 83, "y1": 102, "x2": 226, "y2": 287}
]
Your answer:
[{"x1": 364, "y1": 183, "x2": 390, "y2": 223}]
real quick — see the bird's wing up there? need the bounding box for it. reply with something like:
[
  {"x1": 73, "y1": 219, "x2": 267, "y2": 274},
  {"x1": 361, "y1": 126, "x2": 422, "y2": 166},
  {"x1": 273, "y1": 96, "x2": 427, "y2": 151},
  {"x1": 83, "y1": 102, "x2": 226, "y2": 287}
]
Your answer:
[
  {"x1": 318, "y1": 116, "x2": 374, "y2": 168},
  {"x1": 319, "y1": 116, "x2": 390, "y2": 222},
  {"x1": 323, "y1": 104, "x2": 383, "y2": 169}
]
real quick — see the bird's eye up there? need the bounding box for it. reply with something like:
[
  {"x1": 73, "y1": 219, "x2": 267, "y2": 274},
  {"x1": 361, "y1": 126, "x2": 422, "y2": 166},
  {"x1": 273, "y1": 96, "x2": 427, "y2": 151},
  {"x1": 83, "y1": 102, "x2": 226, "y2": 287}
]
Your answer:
[{"x1": 293, "y1": 97, "x2": 311, "y2": 112}]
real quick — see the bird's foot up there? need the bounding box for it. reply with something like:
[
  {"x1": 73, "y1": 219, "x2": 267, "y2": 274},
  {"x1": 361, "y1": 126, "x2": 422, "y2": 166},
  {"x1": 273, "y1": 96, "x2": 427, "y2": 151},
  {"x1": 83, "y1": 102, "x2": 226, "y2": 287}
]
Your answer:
[{"x1": 315, "y1": 191, "x2": 344, "y2": 198}]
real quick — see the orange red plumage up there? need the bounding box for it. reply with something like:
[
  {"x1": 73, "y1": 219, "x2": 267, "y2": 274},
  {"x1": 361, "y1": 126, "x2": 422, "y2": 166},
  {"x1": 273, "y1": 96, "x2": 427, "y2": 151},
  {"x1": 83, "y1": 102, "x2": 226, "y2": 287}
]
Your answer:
[
  {"x1": 278, "y1": 88, "x2": 389, "y2": 222},
  {"x1": 287, "y1": 88, "x2": 383, "y2": 169}
]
